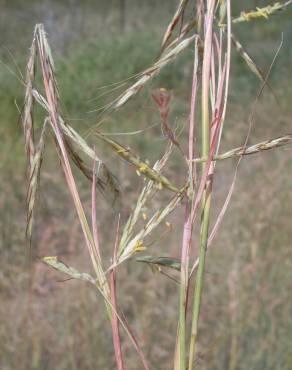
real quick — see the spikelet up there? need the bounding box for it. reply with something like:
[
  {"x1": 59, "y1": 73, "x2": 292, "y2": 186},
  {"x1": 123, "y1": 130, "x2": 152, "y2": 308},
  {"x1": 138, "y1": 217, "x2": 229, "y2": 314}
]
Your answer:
[
  {"x1": 119, "y1": 144, "x2": 173, "y2": 252},
  {"x1": 32, "y1": 89, "x2": 120, "y2": 200},
  {"x1": 161, "y1": 0, "x2": 190, "y2": 52},
  {"x1": 230, "y1": 34, "x2": 278, "y2": 94},
  {"x1": 26, "y1": 119, "x2": 48, "y2": 245},
  {"x1": 136, "y1": 256, "x2": 181, "y2": 271},
  {"x1": 43, "y1": 256, "x2": 96, "y2": 284},
  {"x1": 111, "y1": 35, "x2": 196, "y2": 110},
  {"x1": 117, "y1": 191, "x2": 184, "y2": 265},
  {"x1": 193, "y1": 134, "x2": 292, "y2": 162},
  {"x1": 22, "y1": 35, "x2": 36, "y2": 170},
  {"x1": 163, "y1": 19, "x2": 197, "y2": 53}
]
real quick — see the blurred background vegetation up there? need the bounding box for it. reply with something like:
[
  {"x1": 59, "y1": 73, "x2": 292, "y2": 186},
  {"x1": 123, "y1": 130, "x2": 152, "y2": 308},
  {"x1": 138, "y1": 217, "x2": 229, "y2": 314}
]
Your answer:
[{"x1": 0, "y1": 1, "x2": 291, "y2": 369}]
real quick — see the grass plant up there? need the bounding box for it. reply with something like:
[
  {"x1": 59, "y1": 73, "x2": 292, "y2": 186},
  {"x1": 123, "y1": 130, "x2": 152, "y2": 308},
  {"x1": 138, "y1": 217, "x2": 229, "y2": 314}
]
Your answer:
[{"x1": 17, "y1": 1, "x2": 292, "y2": 369}]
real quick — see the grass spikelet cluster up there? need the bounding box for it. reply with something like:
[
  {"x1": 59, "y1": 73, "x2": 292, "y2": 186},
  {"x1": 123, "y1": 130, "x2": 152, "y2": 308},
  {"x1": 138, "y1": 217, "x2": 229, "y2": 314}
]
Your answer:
[
  {"x1": 96, "y1": 131, "x2": 181, "y2": 193},
  {"x1": 22, "y1": 37, "x2": 36, "y2": 169},
  {"x1": 26, "y1": 118, "x2": 48, "y2": 243},
  {"x1": 233, "y1": 1, "x2": 292, "y2": 24},
  {"x1": 193, "y1": 133, "x2": 292, "y2": 162}
]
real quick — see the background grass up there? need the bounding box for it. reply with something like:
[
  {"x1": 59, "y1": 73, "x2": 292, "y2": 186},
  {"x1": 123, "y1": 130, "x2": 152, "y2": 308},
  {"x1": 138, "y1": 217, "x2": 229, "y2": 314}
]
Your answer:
[{"x1": 0, "y1": 1, "x2": 291, "y2": 369}]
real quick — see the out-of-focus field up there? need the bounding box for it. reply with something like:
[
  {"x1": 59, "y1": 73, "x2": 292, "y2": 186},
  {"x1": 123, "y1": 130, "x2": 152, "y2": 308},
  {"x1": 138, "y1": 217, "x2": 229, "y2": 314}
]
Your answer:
[{"x1": 0, "y1": 1, "x2": 291, "y2": 369}]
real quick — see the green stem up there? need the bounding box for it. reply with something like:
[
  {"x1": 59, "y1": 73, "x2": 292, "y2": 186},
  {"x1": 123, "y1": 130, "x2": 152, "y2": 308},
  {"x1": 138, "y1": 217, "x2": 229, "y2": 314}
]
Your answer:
[
  {"x1": 188, "y1": 20, "x2": 212, "y2": 366},
  {"x1": 179, "y1": 271, "x2": 187, "y2": 370},
  {"x1": 188, "y1": 189, "x2": 211, "y2": 370},
  {"x1": 178, "y1": 202, "x2": 191, "y2": 370}
]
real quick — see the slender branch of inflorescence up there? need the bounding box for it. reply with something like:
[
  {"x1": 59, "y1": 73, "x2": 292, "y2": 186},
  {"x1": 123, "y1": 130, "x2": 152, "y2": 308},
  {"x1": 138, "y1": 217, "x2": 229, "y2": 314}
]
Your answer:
[
  {"x1": 232, "y1": 1, "x2": 292, "y2": 24},
  {"x1": 192, "y1": 133, "x2": 292, "y2": 163}
]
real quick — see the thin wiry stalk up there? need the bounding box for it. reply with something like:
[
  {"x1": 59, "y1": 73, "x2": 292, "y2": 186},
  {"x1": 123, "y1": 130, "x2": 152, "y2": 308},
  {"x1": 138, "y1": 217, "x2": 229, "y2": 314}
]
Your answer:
[
  {"x1": 178, "y1": 203, "x2": 191, "y2": 370},
  {"x1": 110, "y1": 218, "x2": 125, "y2": 370}
]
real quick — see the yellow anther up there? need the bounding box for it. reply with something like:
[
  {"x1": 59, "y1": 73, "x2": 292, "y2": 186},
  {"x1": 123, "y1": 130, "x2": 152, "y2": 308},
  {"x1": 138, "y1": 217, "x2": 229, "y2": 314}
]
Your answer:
[
  {"x1": 43, "y1": 256, "x2": 58, "y2": 262},
  {"x1": 134, "y1": 240, "x2": 146, "y2": 252},
  {"x1": 139, "y1": 164, "x2": 149, "y2": 173},
  {"x1": 242, "y1": 11, "x2": 251, "y2": 21},
  {"x1": 255, "y1": 7, "x2": 267, "y2": 18}
]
